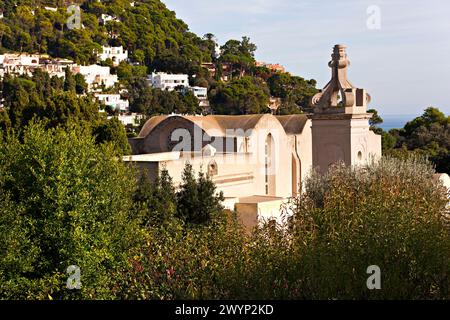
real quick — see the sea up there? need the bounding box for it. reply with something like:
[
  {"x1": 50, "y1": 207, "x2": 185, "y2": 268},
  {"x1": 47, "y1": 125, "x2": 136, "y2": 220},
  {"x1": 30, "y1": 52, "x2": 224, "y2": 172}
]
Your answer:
[{"x1": 378, "y1": 114, "x2": 419, "y2": 131}]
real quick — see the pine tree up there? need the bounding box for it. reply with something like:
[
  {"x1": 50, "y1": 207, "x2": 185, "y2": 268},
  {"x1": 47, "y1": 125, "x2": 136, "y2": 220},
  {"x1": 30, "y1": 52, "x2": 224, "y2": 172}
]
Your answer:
[
  {"x1": 176, "y1": 163, "x2": 224, "y2": 225},
  {"x1": 63, "y1": 67, "x2": 76, "y2": 92},
  {"x1": 134, "y1": 168, "x2": 177, "y2": 227}
]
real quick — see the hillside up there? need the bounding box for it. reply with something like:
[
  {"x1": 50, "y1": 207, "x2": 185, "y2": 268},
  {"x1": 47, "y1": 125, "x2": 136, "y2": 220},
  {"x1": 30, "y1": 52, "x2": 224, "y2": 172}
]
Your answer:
[
  {"x1": 0, "y1": 0, "x2": 319, "y2": 116},
  {"x1": 0, "y1": 0, "x2": 214, "y2": 74}
]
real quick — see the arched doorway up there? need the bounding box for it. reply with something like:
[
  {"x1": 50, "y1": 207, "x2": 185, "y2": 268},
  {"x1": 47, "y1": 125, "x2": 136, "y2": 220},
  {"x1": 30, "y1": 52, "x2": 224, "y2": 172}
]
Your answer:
[{"x1": 265, "y1": 134, "x2": 276, "y2": 196}]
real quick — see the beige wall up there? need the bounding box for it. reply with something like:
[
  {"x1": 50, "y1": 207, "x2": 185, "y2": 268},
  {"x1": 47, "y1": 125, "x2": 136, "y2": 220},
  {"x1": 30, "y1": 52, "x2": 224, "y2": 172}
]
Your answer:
[
  {"x1": 311, "y1": 116, "x2": 381, "y2": 174},
  {"x1": 127, "y1": 112, "x2": 383, "y2": 229},
  {"x1": 235, "y1": 197, "x2": 287, "y2": 232},
  {"x1": 129, "y1": 114, "x2": 299, "y2": 199},
  {"x1": 296, "y1": 119, "x2": 313, "y2": 192}
]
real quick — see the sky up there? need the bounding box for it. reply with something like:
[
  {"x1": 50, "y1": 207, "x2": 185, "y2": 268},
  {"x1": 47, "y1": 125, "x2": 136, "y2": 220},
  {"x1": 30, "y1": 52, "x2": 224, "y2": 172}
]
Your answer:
[{"x1": 163, "y1": 0, "x2": 450, "y2": 117}]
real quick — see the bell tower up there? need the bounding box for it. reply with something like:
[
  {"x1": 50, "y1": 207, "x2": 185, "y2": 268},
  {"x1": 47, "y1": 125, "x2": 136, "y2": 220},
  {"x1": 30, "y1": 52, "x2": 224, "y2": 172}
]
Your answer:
[{"x1": 311, "y1": 44, "x2": 381, "y2": 173}]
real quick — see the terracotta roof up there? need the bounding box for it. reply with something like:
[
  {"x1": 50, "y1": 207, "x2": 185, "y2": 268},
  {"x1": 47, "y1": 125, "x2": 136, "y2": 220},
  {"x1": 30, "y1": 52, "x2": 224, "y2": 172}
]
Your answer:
[
  {"x1": 138, "y1": 115, "x2": 167, "y2": 138},
  {"x1": 212, "y1": 114, "x2": 265, "y2": 132},
  {"x1": 275, "y1": 114, "x2": 309, "y2": 135},
  {"x1": 138, "y1": 114, "x2": 309, "y2": 138}
]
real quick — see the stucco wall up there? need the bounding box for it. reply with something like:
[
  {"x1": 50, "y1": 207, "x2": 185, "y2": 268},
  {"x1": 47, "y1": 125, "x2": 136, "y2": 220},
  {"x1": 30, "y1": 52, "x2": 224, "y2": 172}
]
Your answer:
[
  {"x1": 312, "y1": 116, "x2": 381, "y2": 173},
  {"x1": 296, "y1": 119, "x2": 313, "y2": 192}
]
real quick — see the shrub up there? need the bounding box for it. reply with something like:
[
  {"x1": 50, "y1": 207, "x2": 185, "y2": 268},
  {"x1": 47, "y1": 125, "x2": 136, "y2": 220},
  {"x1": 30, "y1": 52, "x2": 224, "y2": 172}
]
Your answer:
[
  {"x1": 0, "y1": 122, "x2": 143, "y2": 299},
  {"x1": 283, "y1": 156, "x2": 450, "y2": 299}
]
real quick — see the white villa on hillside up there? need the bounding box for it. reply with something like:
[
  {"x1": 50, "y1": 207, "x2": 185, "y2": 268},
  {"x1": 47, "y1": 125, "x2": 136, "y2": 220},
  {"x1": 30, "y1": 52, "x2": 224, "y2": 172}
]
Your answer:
[
  {"x1": 95, "y1": 93, "x2": 129, "y2": 112},
  {"x1": 0, "y1": 53, "x2": 40, "y2": 77},
  {"x1": 73, "y1": 64, "x2": 118, "y2": 91},
  {"x1": 40, "y1": 58, "x2": 76, "y2": 78},
  {"x1": 187, "y1": 86, "x2": 208, "y2": 99},
  {"x1": 98, "y1": 46, "x2": 128, "y2": 66},
  {"x1": 148, "y1": 72, "x2": 189, "y2": 91}
]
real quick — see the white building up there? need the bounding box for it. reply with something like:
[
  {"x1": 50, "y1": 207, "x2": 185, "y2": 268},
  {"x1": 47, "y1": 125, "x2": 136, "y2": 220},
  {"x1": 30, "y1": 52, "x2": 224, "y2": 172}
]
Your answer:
[
  {"x1": 188, "y1": 86, "x2": 208, "y2": 99},
  {"x1": 0, "y1": 53, "x2": 40, "y2": 77},
  {"x1": 127, "y1": 45, "x2": 382, "y2": 229},
  {"x1": 98, "y1": 46, "x2": 128, "y2": 66},
  {"x1": 73, "y1": 65, "x2": 118, "y2": 91},
  {"x1": 95, "y1": 93, "x2": 129, "y2": 112},
  {"x1": 112, "y1": 113, "x2": 144, "y2": 127},
  {"x1": 148, "y1": 72, "x2": 189, "y2": 91},
  {"x1": 185, "y1": 86, "x2": 210, "y2": 111},
  {"x1": 40, "y1": 58, "x2": 76, "y2": 78}
]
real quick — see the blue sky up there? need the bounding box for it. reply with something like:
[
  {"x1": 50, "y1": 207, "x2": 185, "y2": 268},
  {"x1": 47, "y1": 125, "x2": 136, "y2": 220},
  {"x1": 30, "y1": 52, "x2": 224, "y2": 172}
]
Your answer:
[{"x1": 163, "y1": 0, "x2": 450, "y2": 117}]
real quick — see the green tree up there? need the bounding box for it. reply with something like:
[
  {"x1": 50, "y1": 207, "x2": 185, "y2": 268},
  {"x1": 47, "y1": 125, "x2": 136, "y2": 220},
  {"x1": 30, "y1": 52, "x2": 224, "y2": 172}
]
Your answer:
[
  {"x1": 63, "y1": 67, "x2": 76, "y2": 92},
  {"x1": 209, "y1": 76, "x2": 270, "y2": 114},
  {"x1": 127, "y1": 77, "x2": 153, "y2": 114},
  {"x1": 390, "y1": 107, "x2": 450, "y2": 174},
  {"x1": 181, "y1": 91, "x2": 201, "y2": 115},
  {"x1": 220, "y1": 37, "x2": 256, "y2": 78},
  {"x1": 74, "y1": 73, "x2": 88, "y2": 95},
  {"x1": 133, "y1": 168, "x2": 177, "y2": 227},
  {"x1": 176, "y1": 163, "x2": 224, "y2": 225},
  {"x1": 93, "y1": 117, "x2": 132, "y2": 155},
  {"x1": 0, "y1": 122, "x2": 143, "y2": 299}
]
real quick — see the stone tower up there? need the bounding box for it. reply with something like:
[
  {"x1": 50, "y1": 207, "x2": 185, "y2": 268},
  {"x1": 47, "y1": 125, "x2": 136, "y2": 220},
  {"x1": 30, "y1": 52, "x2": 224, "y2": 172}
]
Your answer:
[{"x1": 311, "y1": 44, "x2": 381, "y2": 173}]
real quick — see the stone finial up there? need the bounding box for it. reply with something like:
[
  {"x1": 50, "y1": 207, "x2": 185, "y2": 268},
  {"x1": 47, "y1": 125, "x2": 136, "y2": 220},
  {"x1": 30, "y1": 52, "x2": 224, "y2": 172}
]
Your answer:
[{"x1": 312, "y1": 44, "x2": 371, "y2": 114}]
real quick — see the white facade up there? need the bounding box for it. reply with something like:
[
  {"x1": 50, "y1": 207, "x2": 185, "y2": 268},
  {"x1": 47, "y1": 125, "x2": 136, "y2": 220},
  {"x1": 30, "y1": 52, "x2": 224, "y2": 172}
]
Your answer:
[
  {"x1": 0, "y1": 53, "x2": 40, "y2": 67},
  {"x1": 188, "y1": 86, "x2": 208, "y2": 99},
  {"x1": 0, "y1": 53, "x2": 40, "y2": 77},
  {"x1": 127, "y1": 45, "x2": 383, "y2": 229},
  {"x1": 148, "y1": 72, "x2": 189, "y2": 91},
  {"x1": 95, "y1": 93, "x2": 129, "y2": 112},
  {"x1": 40, "y1": 58, "x2": 76, "y2": 78},
  {"x1": 73, "y1": 65, "x2": 118, "y2": 91},
  {"x1": 98, "y1": 46, "x2": 128, "y2": 66},
  {"x1": 113, "y1": 113, "x2": 144, "y2": 127}
]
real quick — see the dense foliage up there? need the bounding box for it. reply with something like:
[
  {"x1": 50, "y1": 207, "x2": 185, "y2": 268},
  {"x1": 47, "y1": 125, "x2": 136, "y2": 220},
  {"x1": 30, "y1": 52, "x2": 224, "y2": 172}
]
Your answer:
[
  {"x1": 121, "y1": 157, "x2": 450, "y2": 300},
  {"x1": 266, "y1": 72, "x2": 317, "y2": 114},
  {"x1": 382, "y1": 107, "x2": 450, "y2": 174},
  {"x1": 0, "y1": 70, "x2": 131, "y2": 154},
  {"x1": 2, "y1": 124, "x2": 448, "y2": 300},
  {"x1": 0, "y1": 121, "x2": 227, "y2": 299},
  {"x1": 0, "y1": 0, "x2": 448, "y2": 301},
  {"x1": 0, "y1": 122, "x2": 141, "y2": 299},
  {"x1": 209, "y1": 76, "x2": 270, "y2": 115},
  {"x1": 0, "y1": 1, "x2": 319, "y2": 116},
  {"x1": 126, "y1": 77, "x2": 202, "y2": 116},
  {"x1": 0, "y1": 0, "x2": 212, "y2": 72}
]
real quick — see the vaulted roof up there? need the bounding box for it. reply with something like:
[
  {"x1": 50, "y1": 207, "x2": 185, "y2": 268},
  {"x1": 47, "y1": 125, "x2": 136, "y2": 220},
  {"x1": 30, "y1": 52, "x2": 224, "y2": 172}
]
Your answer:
[{"x1": 138, "y1": 114, "x2": 310, "y2": 138}]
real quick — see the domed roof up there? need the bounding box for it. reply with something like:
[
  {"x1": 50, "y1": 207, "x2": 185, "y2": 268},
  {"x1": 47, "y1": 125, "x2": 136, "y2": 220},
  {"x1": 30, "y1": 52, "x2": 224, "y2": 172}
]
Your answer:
[{"x1": 138, "y1": 114, "x2": 309, "y2": 138}]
